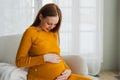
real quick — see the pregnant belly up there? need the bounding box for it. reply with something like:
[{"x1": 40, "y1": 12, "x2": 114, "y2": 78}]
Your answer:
[{"x1": 29, "y1": 61, "x2": 66, "y2": 79}]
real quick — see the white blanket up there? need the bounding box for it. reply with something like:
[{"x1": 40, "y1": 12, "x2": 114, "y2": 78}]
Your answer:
[
  {"x1": 0, "y1": 63, "x2": 27, "y2": 80},
  {"x1": 0, "y1": 63, "x2": 99, "y2": 80}
]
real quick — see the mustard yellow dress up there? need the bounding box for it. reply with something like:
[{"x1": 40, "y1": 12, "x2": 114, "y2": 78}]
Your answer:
[{"x1": 16, "y1": 26, "x2": 92, "y2": 80}]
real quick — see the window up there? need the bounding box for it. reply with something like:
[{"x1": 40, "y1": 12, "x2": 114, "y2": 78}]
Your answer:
[
  {"x1": 0, "y1": 0, "x2": 103, "y2": 75},
  {"x1": 42, "y1": 0, "x2": 103, "y2": 57},
  {"x1": 0, "y1": 0, "x2": 34, "y2": 36}
]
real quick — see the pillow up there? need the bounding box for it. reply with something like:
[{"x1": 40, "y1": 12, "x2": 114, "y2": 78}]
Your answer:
[
  {"x1": 62, "y1": 55, "x2": 88, "y2": 75},
  {"x1": 0, "y1": 34, "x2": 22, "y2": 65}
]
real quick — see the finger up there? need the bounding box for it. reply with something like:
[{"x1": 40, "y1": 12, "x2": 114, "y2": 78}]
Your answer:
[
  {"x1": 62, "y1": 70, "x2": 68, "y2": 75},
  {"x1": 57, "y1": 75, "x2": 68, "y2": 80},
  {"x1": 56, "y1": 57, "x2": 61, "y2": 62},
  {"x1": 54, "y1": 54, "x2": 60, "y2": 59},
  {"x1": 54, "y1": 54, "x2": 59, "y2": 57},
  {"x1": 52, "y1": 59, "x2": 60, "y2": 63},
  {"x1": 55, "y1": 58, "x2": 60, "y2": 62},
  {"x1": 62, "y1": 70, "x2": 71, "y2": 75},
  {"x1": 54, "y1": 57, "x2": 61, "y2": 63},
  {"x1": 56, "y1": 75, "x2": 66, "y2": 79}
]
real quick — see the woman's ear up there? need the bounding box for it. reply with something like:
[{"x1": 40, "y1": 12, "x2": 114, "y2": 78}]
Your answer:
[{"x1": 39, "y1": 14, "x2": 43, "y2": 20}]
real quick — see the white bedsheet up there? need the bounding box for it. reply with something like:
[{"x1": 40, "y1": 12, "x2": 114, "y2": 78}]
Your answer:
[
  {"x1": 0, "y1": 63, "x2": 99, "y2": 80},
  {"x1": 0, "y1": 63, "x2": 27, "y2": 80}
]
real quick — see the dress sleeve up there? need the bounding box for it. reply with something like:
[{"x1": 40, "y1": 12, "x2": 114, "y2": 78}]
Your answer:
[{"x1": 16, "y1": 28, "x2": 44, "y2": 67}]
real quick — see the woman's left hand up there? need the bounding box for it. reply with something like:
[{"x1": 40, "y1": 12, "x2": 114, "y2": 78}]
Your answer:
[{"x1": 55, "y1": 69, "x2": 71, "y2": 80}]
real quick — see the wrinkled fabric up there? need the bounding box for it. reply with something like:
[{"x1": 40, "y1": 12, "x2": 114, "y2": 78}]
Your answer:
[{"x1": 0, "y1": 63, "x2": 27, "y2": 80}]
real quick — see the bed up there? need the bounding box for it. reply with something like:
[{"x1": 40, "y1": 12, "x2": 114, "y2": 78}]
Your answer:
[{"x1": 0, "y1": 34, "x2": 99, "y2": 80}]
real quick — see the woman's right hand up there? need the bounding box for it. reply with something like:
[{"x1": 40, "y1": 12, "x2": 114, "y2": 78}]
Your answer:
[
  {"x1": 44, "y1": 54, "x2": 61, "y2": 63},
  {"x1": 55, "y1": 69, "x2": 71, "y2": 80}
]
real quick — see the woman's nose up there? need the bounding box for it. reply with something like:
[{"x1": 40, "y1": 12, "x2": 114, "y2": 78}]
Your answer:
[{"x1": 49, "y1": 25, "x2": 54, "y2": 29}]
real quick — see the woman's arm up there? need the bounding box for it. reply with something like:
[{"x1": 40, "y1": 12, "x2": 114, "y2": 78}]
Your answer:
[{"x1": 16, "y1": 28, "x2": 44, "y2": 67}]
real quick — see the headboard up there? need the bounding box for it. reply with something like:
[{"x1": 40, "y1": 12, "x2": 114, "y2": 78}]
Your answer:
[{"x1": 0, "y1": 34, "x2": 22, "y2": 65}]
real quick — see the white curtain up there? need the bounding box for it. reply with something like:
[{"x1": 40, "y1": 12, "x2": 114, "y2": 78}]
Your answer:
[
  {"x1": 42, "y1": 0, "x2": 103, "y2": 75},
  {"x1": 0, "y1": 0, "x2": 34, "y2": 36}
]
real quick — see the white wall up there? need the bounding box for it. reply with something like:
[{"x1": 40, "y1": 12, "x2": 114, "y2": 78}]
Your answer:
[
  {"x1": 102, "y1": 0, "x2": 119, "y2": 71},
  {"x1": 118, "y1": 0, "x2": 120, "y2": 72}
]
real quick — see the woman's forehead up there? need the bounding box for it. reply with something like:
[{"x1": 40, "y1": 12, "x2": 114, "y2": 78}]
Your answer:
[{"x1": 44, "y1": 16, "x2": 59, "y2": 23}]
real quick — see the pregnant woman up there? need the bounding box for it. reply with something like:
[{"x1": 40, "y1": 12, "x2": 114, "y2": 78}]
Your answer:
[{"x1": 16, "y1": 3, "x2": 92, "y2": 80}]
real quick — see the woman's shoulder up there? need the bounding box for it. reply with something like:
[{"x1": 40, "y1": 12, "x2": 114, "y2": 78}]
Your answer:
[
  {"x1": 22, "y1": 26, "x2": 37, "y2": 36},
  {"x1": 26, "y1": 26, "x2": 36, "y2": 31},
  {"x1": 24, "y1": 26, "x2": 38, "y2": 33},
  {"x1": 20, "y1": 26, "x2": 37, "y2": 42}
]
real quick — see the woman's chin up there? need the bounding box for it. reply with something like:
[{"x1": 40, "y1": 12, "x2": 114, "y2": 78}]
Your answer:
[
  {"x1": 45, "y1": 29, "x2": 50, "y2": 32},
  {"x1": 46, "y1": 30, "x2": 50, "y2": 32}
]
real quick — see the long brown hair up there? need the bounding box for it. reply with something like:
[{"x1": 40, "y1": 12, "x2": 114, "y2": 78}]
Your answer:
[{"x1": 31, "y1": 3, "x2": 62, "y2": 33}]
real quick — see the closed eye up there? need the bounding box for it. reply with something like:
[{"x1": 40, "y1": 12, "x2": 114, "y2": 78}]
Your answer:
[{"x1": 47, "y1": 23, "x2": 57, "y2": 26}]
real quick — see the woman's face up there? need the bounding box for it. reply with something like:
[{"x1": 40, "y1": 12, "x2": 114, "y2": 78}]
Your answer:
[{"x1": 40, "y1": 15, "x2": 59, "y2": 32}]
